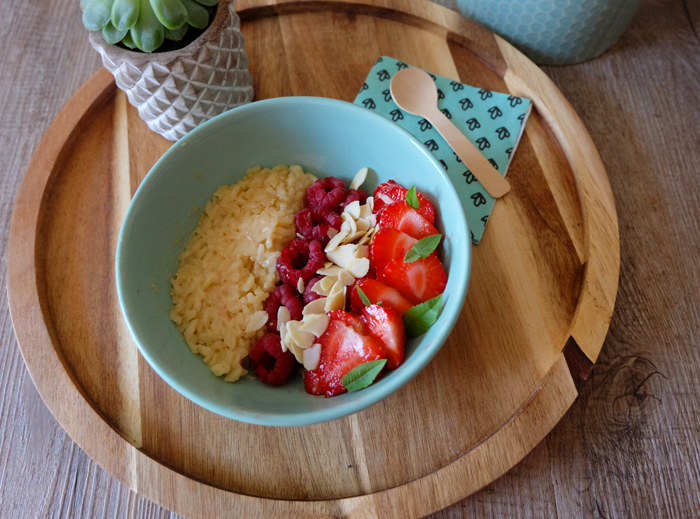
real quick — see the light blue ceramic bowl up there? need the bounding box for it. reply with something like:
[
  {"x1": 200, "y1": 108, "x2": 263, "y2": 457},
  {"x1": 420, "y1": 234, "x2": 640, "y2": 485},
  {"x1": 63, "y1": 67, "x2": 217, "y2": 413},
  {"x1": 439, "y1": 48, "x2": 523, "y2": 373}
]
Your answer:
[{"x1": 116, "y1": 97, "x2": 471, "y2": 426}]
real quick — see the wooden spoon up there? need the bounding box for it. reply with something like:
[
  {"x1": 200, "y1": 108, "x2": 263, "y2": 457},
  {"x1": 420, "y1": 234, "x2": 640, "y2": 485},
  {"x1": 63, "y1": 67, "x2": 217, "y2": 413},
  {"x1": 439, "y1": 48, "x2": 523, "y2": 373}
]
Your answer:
[{"x1": 390, "y1": 68, "x2": 511, "y2": 198}]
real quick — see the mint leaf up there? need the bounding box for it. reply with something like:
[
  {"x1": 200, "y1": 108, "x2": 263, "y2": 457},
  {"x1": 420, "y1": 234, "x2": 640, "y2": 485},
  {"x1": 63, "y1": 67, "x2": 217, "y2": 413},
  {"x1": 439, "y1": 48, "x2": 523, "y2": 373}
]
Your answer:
[
  {"x1": 342, "y1": 359, "x2": 387, "y2": 392},
  {"x1": 404, "y1": 234, "x2": 442, "y2": 263},
  {"x1": 405, "y1": 185, "x2": 419, "y2": 209},
  {"x1": 356, "y1": 286, "x2": 371, "y2": 307},
  {"x1": 402, "y1": 294, "x2": 442, "y2": 336}
]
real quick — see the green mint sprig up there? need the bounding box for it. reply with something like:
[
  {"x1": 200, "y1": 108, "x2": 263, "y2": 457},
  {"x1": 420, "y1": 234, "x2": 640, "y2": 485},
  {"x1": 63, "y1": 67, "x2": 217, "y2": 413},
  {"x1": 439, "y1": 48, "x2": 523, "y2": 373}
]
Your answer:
[
  {"x1": 405, "y1": 185, "x2": 419, "y2": 209},
  {"x1": 404, "y1": 234, "x2": 442, "y2": 263},
  {"x1": 402, "y1": 294, "x2": 442, "y2": 336}
]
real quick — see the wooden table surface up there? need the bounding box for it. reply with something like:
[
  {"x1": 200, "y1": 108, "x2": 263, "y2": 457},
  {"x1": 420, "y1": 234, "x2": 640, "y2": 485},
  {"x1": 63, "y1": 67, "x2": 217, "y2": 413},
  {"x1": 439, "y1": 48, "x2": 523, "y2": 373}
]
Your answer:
[{"x1": 1, "y1": 0, "x2": 698, "y2": 517}]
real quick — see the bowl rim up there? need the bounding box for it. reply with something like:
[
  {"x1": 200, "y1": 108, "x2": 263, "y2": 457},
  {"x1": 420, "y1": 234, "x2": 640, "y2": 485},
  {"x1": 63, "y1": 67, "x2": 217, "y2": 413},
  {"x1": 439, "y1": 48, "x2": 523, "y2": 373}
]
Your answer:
[{"x1": 116, "y1": 96, "x2": 471, "y2": 426}]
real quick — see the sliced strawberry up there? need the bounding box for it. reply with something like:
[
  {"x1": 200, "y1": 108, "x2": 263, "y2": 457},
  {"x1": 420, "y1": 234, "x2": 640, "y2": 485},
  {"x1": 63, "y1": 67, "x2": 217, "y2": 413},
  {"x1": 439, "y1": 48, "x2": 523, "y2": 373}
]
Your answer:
[
  {"x1": 303, "y1": 310, "x2": 387, "y2": 398},
  {"x1": 379, "y1": 202, "x2": 439, "y2": 240},
  {"x1": 372, "y1": 181, "x2": 435, "y2": 224},
  {"x1": 371, "y1": 228, "x2": 417, "y2": 275},
  {"x1": 350, "y1": 278, "x2": 413, "y2": 315},
  {"x1": 382, "y1": 255, "x2": 447, "y2": 304},
  {"x1": 360, "y1": 305, "x2": 406, "y2": 369}
]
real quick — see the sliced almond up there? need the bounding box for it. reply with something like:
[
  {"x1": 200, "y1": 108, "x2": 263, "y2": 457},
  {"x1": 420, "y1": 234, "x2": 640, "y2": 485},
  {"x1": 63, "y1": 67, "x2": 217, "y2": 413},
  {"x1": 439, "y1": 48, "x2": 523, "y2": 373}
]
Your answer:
[
  {"x1": 317, "y1": 264, "x2": 343, "y2": 277},
  {"x1": 345, "y1": 200, "x2": 361, "y2": 219},
  {"x1": 378, "y1": 193, "x2": 394, "y2": 205},
  {"x1": 325, "y1": 285, "x2": 347, "y2": 312},
  {"x1": 349, "y1": 167, "x2": 368, "y2": 191},
  {"x1": 355, "y1": 218, "x2": 370, "y2": 232},
  {"x1": 341, "y1": 213, "x2": 357, "y2": 234},
  {"x1": 297, "y1": 277, "x2": 305, "y2": 294},
  {"x1": 296, "y1": 233, "x2": 305, "y2": 240},
  {"x1": 341, "y1": 230, "x2": 366, "y2": 243},
  {"x1": 281, "y1": 322, "x2": 292, "y2": 352},
  {"x1": 244, "y1": 310, "x2": 268, "y2": 334},
  {"x1": 354, "y1": 244, "x2": 370, "y2": 259},
  {"x1": 327, "y1": 228, "x2": 339, "y2": 239},
  {"x1": 287, "y1": 320, "x2": 315, "y2": 350},
  {"x1": 366, "y1": 196, "x2": 374, "y2": 212},
  {"x1": 359, "y1": 203, "x2": 373, "y2": 219},
  {"x1": 326, "y1": 244, "x2": 357, "y2": 268},
  {"x1": 288, "y1": 342, "x2": 305, "y2": 364},
  {"x1": 303, "y1": 343, "x2": 322, "y2": 370},
  {"x1": 300, "y1": 313, "x2": 330, "y2": 337},
  {"x1": 277, "y1": 306, "x2": 291, "y2": 334},
  {"x1": 325, "y1": 230, "x2": 348, "y2": 253},
  {"x1": 303, "y1": 297, "x2": 328, "y2": 315},
  {"x1": 347, "y1": 257, "x2": 370, "y2": 278},
  {"x1": 325, "y1": 261, "x2": 333, "y2": 269},
  {"x1": 337, "y1": 268, "x2": 355, "y2": 287},
  {"x1": 366, "y1": 214, "x2": 377, "y2": 228},
  {"x1": 319, "y1": 275, "x2": 337, "y2": 293},
  {"x1": 312, "y1": 281, "x2": 331, "y2": 296}
]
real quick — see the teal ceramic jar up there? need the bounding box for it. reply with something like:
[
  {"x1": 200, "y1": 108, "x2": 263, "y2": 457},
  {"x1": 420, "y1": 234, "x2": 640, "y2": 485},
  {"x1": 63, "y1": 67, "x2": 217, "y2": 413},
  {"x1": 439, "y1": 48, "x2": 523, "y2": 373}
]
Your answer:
[{"x1": 457, "y1": 0, "x2": 643, "y2": 64}]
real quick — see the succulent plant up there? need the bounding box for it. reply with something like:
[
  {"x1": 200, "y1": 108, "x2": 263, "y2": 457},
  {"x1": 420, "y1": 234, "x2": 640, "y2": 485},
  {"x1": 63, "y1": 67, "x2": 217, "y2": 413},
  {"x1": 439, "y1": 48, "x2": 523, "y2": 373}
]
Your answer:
[{"x1": 81, "y1": 0, "x2": 219, "y2": 53}]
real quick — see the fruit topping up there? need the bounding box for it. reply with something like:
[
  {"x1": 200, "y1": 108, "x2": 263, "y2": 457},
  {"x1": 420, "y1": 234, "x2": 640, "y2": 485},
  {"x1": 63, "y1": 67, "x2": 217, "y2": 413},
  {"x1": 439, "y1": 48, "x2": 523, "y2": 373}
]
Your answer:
[
  {"x1": 276, "y1": 238, "x2": 325, "y2": 286},
  {"x1": 249, "y1": 333, "x2": 297, "y2": 386},
  {"x1": 295, "y1": 205, "x2": 342, "y2": 244},
  {"x1": 378, "y1": 202, "x2": 439, "y2": 240},
  {"x1": 371, "y1": 227, "x2": 418, "y2": 276},
  {"x1": 349, "y1": 278, "x2": 413, "y2": 315},
  {"x1": 307, "y1": 176, "x2": 347, "y2": 209},
  {"x1": 303, "y1": 310, "x2": 387, "y2": 397},
  {"x1": 382, "y1": 255, "x2": 448, "y2": 305},
  {"x1": 360, "y1": 304, "x2": 406, "y2": 369},
  {"x1": 373, "y1": 181, "x2": 436, "y2": 224},
  {"x1": 303, "y1": 275, "x2": 325, "y2": 304},
  {"x1": 264, "y1": 284, "x2": 304, "y2": 331},
  {"x1": 343, "y1": 188, "x2": 368, "y2": 210}
]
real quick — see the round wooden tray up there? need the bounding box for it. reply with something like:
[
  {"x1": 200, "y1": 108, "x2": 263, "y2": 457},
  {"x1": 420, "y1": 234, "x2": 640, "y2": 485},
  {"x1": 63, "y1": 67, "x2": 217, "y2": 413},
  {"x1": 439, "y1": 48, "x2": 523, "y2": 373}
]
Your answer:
[{"x1": 7, "y1": 0, "x2": 619, "y2": 517}]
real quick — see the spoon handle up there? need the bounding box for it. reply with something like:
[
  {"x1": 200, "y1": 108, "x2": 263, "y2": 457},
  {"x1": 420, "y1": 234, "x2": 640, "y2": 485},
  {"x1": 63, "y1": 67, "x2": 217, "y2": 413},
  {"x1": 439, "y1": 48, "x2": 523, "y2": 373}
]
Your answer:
[{"x1": 428, "y1": 109, "x2": 510, "y2": 199}]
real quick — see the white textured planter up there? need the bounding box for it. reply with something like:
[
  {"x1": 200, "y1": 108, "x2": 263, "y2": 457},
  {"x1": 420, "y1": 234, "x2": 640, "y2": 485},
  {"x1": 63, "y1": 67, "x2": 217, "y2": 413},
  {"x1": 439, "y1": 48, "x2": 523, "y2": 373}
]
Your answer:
[{"x1": 89, "y1": 0, "x2": 253, "y2": 141}]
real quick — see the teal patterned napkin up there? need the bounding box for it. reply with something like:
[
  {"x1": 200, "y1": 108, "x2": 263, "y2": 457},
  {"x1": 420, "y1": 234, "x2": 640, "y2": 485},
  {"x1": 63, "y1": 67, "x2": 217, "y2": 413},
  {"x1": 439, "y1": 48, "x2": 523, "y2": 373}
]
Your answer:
[{"x1": 353, "y1": 56, "x2": 532, "y2": 244}]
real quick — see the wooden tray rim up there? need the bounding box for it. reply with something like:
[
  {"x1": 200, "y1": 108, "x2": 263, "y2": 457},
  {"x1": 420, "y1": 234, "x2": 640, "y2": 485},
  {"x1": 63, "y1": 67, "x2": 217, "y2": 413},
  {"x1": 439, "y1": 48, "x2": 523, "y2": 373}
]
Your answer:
[{"x1": 7, "y1": 0, "x2": 620, "y2": 517}]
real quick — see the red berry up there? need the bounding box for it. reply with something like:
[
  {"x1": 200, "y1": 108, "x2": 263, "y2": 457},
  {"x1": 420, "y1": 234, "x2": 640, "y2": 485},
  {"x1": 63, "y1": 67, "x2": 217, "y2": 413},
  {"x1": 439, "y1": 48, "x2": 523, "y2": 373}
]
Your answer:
[
  {"x1": 361, "y1": 305, "x2": 406, "y2": 369},
  {"x1": 382, "y1": 255, "x2": 447, "y2": 305},
  {"x1": 303, "y1": 275, "x2": 324, "y2": 304},
  {"x1": 295, "y1": 205, "x2": 342, "y2": 244},
  {"x1": 303, "y1": 310, "x2": 386, "y2": 397},
  {"x1": 343, "y1": 188, "x2": 368, "y2": 210},
  {"x1": 379, "y1": 202, "x2": 439, "y2": 240},
  {"x1": 349, "y1": 278, "x2": 413, "y2": 315},
  {"x1": 374, "y1": 183, "x2": 436, "y2": 224},
  {"x1": 307, "y1": 177, "x2": 346, "y2": 209},
  {"x1": 264, "y1": 284, "x2": 303, "y2": 331},
  {"x1": 249, "y1": 333, "x2": 297, "y2": 386},
  {"x1": 370, "y1": 227, "x2": 418, "y2": 276},
  {"x1": 276, "y1": 238, "x2": 325, "y2": 287}
]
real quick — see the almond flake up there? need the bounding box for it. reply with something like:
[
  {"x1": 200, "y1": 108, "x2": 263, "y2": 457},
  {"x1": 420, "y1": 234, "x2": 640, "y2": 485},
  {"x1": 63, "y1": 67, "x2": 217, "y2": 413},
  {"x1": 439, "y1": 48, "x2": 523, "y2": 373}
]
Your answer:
[
  {"x1": 303, "y1": 297, "x2": 327, "y2": 315},
  {"x1": 327, "y1": 244, "x2": 357, "y2": 268},
  {"x1": 354, "y1": 244, "x2": 369, "y2": 259},
  {"x1": 297, "y1": 277, "x2": 305, "y2": 293},
  {"x1": 277, "y1": 306, "x2": 291, "y2": 334},
  {"x1": 319, "y1": 275, "x2": 337, "y2": 293},
  {"x1": 281, "y1": 322, "x2": 292, "y2": 352},
  {"x1": 300, "y1": 313, "x2": 330, "y2": 337},
  {"x1": 345, "y1": 200, "x2": 361, "y2": 219},
  {"x1": 356, "y1": 218, "x2": 370, "y2": 232},
  {"x1": 287, "y1": 320, "x2": 315, "y2": 349},
  {"x1": 341, "y1": 213, "x2": 357, "y2": 234},
  {"x1": 325, "y1": 261, "x2": 333, "y2": 268},
  {"x1": 366, "y1": 214, "x2": 377, "y2": 227},
  {"x1": 349, "y1": 167, "x2": 369, "y2": 191},
  {"x1": 337, "y1": 268, "x2": 355, "y2": 287},
  {"x1": 347, "y1": 257, "x2": 370, "y2": 278},
  {"x1": 327, "y1": 228, "x2": 339, "y2": 239},
  {"x1": 366, "y1": 196, "x2": 374, "y2": 212},
  {"x1": 317, "y1": 264, "x2": 343, "y2": 277},
  {"x1": 312, "y1": 281, "x2": 331, "y2": 296},
  {"x1": 359, "y1": 204, "x2": 373, "y2": 219},
  {"x1": 325, "y1": 286, "x2": 347, "y2": 312},
  {"x1": 296, "y1": 233, "x2": 305, "y2": 240},
  {"x1": 288, "y1": 342, "x2": 305, "y2": 364},
  {"x1": 342, "y1": 230, "x2": 366, "y2": 243},
  {"x1": 325, "y1": 230, "x2": 348, "y2": 253},
  {"x1": 244, "y1": 311, "x2": 268, "y2": 334},
  {"x1": 303, "y1": 343, "x2": 322, "y2": 370}
]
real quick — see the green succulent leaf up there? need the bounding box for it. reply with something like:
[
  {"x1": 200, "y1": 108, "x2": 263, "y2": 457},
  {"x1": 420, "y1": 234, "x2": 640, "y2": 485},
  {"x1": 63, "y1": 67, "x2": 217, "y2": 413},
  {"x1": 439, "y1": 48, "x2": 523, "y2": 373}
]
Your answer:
[
  {"x1": 149, "y1": 0, "x2": 188, "y2": 30},
  {"x1": 164, "y1": 23, "x2": 189, "y2": 41},
  {"x1": 193, "y1": 0, "x2": 218, "y2": 6},
  {"x1": 404, "y1": 234, "x2": 442, "y2": 263},
  {"x1": 111, "y1": 0, "x2": 140, "y2": 31},
  {"x1": 341, "y1": 359, "x2": 387, "y2": 392},
  {"x1": 131, "y1": 0, "x2": 164, "y2": 52},
  {"x1": 121, "y1": 31, "x2": 137, "y2": 48},
  {"x1": 83, "y1": 0, "x2": 115, "y2": 31},
  {"x1": 181, "y1": 0, "x2": 210, "y2": 29},
  {"x1": 402, "y1": 294, "x2": 442, "y2": 336},
  {"x1": 101, "y1": 21, "x2": 128, "y2": 44}
]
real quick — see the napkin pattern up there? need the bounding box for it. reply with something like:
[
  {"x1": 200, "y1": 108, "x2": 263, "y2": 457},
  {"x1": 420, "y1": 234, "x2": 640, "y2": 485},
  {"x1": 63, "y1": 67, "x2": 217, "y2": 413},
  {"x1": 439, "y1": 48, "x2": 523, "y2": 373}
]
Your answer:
[{"x1": 353, "y1": 56, "x2": 532, "y2": 244}]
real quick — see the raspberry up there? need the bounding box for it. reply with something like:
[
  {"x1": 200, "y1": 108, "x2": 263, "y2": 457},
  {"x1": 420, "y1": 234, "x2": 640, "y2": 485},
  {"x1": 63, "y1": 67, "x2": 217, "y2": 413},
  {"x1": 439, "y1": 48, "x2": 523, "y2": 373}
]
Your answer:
[
  {"x1": 264, "y1": 284, "x2": 303, "y2": 331},
  {"x1": 295, "y1": 205, "x2": 342, "y2": 244},
  {"x1": 343, "y1": 188, "x2": 368, "y2": 210},
  {"x1": 276, "y1": 238, "x2": 325, "y2": 287},
  {"x1": 249, "y1": 333, "x2": 296, "y2": 386},
  {"x1": 303, "y1": 275, "x2": 325, "y2": 304},
  {"x1": 307, "y1": 177, "x2": 346, "y2": 209}
]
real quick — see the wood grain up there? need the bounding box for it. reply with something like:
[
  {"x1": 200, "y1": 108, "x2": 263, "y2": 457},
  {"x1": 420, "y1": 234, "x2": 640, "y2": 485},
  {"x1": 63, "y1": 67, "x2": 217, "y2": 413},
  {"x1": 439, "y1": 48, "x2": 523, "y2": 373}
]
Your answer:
[{"x1": 0, "y1": 0, "x2": 698, "y2": 518}]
